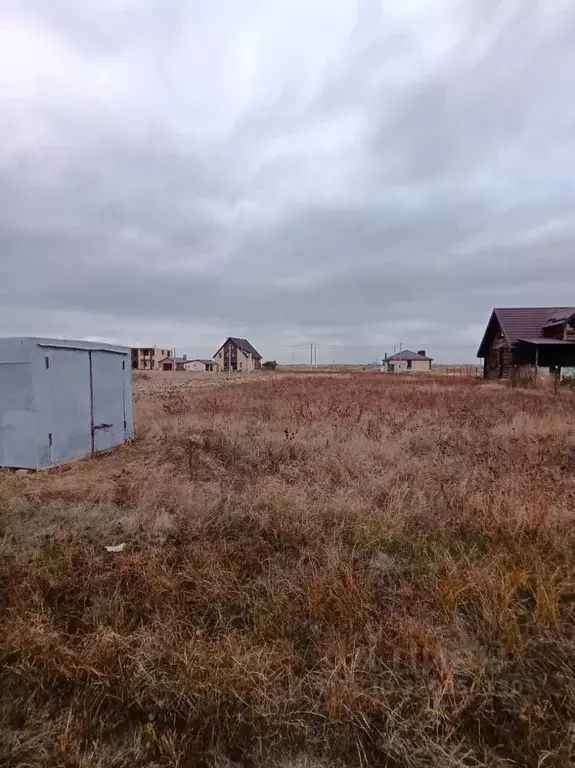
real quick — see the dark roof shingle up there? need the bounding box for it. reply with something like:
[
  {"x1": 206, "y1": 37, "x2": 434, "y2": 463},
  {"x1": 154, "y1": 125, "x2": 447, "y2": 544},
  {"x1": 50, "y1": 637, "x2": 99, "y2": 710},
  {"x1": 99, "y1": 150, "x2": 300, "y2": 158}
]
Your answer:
[
  {"x1": 226, "y1": 337, "x2": 262, "y2": 359},
  {"x1": 387, "y1": 349, "x2": 432, "y2": 362}
]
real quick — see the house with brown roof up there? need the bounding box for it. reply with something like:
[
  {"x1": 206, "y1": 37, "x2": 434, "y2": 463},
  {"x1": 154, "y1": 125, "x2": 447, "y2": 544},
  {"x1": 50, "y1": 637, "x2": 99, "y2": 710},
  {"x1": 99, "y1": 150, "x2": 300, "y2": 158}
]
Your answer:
[
  {"x1": 478, "y1": 307, "x2": 575, "y2": 379},
  {"x1": 214, "y1": 338, "x2": 262, "y2": 372},
  {"x1": 383, "y1": 349, "x2": 433, "y2": 373},
  {"x1": 157, "y1": 355, "x2": 190, "y2": 371}
]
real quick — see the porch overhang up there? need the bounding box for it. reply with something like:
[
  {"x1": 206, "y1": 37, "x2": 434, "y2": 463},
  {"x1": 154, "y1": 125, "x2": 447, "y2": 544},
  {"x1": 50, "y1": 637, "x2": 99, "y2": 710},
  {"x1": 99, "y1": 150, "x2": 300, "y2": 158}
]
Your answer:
[{"x1": 516, "y1": 339, "x2": 575, "y2": 367}]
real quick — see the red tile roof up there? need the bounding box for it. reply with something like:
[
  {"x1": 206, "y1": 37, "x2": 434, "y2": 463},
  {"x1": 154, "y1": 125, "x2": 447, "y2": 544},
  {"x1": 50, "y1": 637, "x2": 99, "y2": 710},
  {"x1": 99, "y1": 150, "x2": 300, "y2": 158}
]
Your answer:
[
  {"x1": 543, "y1": 308, "x2": 575, "y2": 328},
  {"x1": 496, "y1": 307, "x2": 575, "y2": 343},
  {"x1": 478, "y1": 307, "x2": 575, "y2": 357}
]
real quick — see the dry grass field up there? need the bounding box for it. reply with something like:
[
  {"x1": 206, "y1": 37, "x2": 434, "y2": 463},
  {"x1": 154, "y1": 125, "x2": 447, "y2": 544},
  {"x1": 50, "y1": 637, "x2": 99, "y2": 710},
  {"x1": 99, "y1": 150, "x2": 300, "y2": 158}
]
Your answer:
[{"x1": 1, "y1": 372, "x2": 575, "y2": 767}]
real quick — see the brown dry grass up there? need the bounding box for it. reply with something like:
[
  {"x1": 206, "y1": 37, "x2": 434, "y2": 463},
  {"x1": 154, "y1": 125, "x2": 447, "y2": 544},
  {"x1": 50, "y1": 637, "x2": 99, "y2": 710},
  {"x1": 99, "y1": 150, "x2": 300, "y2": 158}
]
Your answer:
[{"x1": 1, "y1": 373, "x2": 575, "y2": 767}]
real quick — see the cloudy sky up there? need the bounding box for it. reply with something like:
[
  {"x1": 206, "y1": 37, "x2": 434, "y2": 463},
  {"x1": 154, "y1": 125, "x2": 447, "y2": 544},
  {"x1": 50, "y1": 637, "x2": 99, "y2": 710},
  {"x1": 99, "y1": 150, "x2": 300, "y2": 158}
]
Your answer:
[{"x1": 1, "y1": 0, "x2": 574, "y2": 363}]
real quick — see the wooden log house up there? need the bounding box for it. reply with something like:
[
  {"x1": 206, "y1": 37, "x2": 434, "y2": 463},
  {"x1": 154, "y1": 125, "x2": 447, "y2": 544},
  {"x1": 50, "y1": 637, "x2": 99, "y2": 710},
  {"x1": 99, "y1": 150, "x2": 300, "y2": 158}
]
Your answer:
[{"x1": 478, "y1": 307, "x2": 575, "y2": 380}]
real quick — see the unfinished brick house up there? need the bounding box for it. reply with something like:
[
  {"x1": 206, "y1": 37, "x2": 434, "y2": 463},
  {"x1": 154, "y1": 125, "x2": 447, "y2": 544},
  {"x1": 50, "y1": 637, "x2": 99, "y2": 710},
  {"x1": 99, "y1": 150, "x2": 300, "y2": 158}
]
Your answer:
[
  {"x1": 131, "y1": 347, "x2": 174, "y2": 371},
  {"x1": 478, "y1": 307, "x2": 575, "y2": 380}
]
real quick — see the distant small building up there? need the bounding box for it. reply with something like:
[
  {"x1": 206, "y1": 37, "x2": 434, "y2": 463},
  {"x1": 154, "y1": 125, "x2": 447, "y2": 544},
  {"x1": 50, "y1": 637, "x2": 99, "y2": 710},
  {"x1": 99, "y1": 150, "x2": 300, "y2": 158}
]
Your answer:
[
  {"x1": 383, "y1": 350, "x2": 433, "y2": 373},
  {"x1": 183, "y1": 359, "x2": 217, "y2": 372},
  {"x1": 132, "y1": 347, "x2": 174, "y2": 371},
  {"x1": 478, "y1": 307, "x2": 575, "y2": 379},
  {"x1": 214, "y1": 337, "x2": 262, "y2": 372},
  {"x1": 158, "y1": 355, "x2": 189, "y2": 371}
]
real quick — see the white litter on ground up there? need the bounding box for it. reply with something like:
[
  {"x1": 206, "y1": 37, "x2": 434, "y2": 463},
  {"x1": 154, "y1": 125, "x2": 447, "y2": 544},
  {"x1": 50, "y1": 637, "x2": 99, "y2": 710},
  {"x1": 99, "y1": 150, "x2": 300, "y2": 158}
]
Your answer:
[{"x1": 105, "y1": 543, "x2": 127, "y2": 553}]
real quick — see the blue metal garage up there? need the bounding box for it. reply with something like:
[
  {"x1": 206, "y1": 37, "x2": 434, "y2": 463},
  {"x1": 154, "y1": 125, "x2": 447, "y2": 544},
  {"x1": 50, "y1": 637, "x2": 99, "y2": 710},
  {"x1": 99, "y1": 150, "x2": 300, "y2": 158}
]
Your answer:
[{"x1": 0, "y1": 337, "x2": 134, "y2": 469}]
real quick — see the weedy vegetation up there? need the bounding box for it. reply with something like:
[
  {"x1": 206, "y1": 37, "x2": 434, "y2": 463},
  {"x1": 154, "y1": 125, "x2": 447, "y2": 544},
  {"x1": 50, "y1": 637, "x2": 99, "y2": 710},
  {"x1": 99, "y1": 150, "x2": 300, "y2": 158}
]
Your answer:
[{"x1": 1, "y1": 372, "x2": 574, "y2": 767}]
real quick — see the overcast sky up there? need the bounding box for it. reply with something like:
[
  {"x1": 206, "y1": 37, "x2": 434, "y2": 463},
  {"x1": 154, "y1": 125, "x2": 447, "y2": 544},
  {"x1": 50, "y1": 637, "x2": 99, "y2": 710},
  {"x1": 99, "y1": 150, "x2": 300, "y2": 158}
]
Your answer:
[{"x1": 1, "y1": 0, "x2": 574, "y2": 362}]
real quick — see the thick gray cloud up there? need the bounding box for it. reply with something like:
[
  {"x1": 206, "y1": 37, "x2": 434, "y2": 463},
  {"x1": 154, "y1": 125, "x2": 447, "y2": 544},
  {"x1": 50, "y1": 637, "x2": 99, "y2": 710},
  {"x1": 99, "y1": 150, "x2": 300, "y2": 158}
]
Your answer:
[{"x1": 1, "y1": 0, "x2": 575, "y2": 362}]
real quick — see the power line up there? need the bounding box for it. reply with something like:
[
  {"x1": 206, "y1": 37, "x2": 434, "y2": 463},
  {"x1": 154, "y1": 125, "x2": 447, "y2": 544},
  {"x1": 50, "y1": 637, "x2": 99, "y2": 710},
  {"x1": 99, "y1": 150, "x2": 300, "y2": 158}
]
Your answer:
[
  {"x1": 310, "y1": 343, "x2": 477, "y2": 349},
  {"x1": 256, "y1": 343, "x2": 478, "y2": 350}
]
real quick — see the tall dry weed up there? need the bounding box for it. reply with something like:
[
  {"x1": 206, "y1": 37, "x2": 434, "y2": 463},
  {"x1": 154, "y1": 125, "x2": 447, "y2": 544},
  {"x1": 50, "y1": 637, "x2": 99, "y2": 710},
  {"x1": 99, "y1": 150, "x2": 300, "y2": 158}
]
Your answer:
[{"x1": 1, "y1": 374, "x2": 574, "y2": 767}]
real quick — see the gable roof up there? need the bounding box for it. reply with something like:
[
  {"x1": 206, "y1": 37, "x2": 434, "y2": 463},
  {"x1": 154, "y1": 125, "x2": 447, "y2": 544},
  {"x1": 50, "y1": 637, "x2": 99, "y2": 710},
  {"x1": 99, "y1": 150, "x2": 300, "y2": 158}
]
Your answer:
[
  {"x1": 478, "y1": 307, "x2": 575, "y2": 357},
  {"x1": 216, "y1": 337, "x2": 262, "y2": 359},
  {"x1": 387, "y1": 349, "x2": 432, "y2": 362},
  {"x1": 158, "y1": 356, "x2": 188, "y2": 364}
]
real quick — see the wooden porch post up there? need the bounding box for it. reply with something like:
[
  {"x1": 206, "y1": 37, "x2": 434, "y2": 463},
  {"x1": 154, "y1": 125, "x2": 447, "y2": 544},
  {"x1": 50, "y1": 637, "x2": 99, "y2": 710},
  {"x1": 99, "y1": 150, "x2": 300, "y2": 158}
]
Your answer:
[
  {"x1": 554, "y1": 367, "x2": 561, "y2": 395},
  {"x1": 534, "y1": 344, "x2": 539, "y2": 385}
]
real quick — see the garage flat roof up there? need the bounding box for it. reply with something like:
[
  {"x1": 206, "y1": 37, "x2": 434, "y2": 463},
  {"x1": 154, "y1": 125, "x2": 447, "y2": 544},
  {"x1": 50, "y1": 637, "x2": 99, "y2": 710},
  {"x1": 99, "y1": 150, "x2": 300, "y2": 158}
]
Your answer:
[{"x1": 0, "y1": 337, "x2": 130, "y2": 354}]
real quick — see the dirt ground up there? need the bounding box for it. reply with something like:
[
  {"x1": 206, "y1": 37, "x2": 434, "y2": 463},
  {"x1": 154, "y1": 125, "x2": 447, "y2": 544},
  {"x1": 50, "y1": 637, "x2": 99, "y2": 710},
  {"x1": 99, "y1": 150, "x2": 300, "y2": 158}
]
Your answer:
[{"x1": 133, "y1": 369, "x2": 268, "y2": 395}]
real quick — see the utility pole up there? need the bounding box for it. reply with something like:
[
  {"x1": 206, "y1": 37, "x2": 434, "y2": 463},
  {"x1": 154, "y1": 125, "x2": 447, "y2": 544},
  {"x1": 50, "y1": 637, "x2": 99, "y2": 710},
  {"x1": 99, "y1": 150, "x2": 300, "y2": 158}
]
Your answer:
[
  {"x1": 310, "y1": 344, "x2": 314, "y2": 366},
  {"x1": 314, "y1": 346, "x2": 317, "y2": 366}
]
